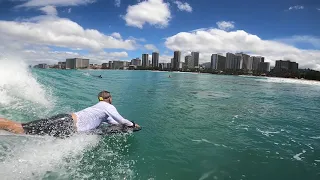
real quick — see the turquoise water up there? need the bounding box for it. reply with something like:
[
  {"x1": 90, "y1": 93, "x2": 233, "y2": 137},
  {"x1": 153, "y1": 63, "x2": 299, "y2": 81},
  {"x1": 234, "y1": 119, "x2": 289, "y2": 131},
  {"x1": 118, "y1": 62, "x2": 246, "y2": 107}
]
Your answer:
[{"x1": 1, "y1": 64, "x2": 320, "y2": 180}]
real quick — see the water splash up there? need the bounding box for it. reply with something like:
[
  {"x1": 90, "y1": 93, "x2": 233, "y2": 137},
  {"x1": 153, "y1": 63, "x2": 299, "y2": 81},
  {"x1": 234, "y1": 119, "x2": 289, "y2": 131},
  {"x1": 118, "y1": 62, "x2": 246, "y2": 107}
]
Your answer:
[
  {"x1": 0, "y1": 134, "x2": 101, "y2": 180},
  {"x1": 0, "y1": 55, "x2": 53, "y2": 109}
]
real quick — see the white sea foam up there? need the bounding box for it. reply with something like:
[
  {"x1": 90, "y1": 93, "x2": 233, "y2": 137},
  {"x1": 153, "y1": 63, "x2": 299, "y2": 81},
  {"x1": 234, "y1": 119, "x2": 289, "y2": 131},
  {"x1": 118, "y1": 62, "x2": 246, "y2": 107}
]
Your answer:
[
  {"x1": 0, "y1": 55, "x2": 52, "y2": 108},
  {"x1": 199, "y1": 170, "x2": 215, "y2": 180},
  {"x1": 306, "y1": 144, "x2": 314, "y2": 150},
  {"x1": 256, "y1": 77, "x2": 320, "y2": 86},
  {"x1": 191, "y1": 139, "x2": 229, "y2": 148},
  {"x1": 192, "y1": 139, "x2": 212, "y2": 144},
  {"x1": 256, "y1": 128, "x2": 280, "y2": 137},
  {"x1": 0, "y1": 134, "x2": 100, "y2": 180},
  {"x1": 310, "y1": 136, "x2": 320, "y2": 139},
  {"x1": 293, "y1": 150, "x2": 306, "y2": 161},
  {"x1": 83, "y1": 72, "x2": 90, "y2": 76}
]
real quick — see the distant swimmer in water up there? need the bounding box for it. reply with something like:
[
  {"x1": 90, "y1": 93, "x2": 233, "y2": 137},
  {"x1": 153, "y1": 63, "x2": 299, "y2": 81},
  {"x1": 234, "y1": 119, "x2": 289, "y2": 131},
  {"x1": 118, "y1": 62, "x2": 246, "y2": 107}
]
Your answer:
[
  {"x1": 0, "y1": 91, "x2": 140, "y2": 137},
  {"x1": 92, "y1": 75, "x2": 102, "y2": 78},
  {"x1": 168, "y1": 75, "x2": 171, "y2": 78}
]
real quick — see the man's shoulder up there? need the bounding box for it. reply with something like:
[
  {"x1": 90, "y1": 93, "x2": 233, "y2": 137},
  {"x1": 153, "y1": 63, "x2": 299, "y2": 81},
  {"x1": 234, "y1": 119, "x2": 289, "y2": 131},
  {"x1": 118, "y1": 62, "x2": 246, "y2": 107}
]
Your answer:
[{"x1": 98, "y1": 101, "x2": 115, "y2": 108}]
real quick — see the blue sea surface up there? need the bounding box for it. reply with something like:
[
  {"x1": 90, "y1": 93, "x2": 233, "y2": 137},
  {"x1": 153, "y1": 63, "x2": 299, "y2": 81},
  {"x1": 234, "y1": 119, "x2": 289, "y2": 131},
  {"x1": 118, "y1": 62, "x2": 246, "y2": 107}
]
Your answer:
[{"x1": 1, "y1": 68, "x2": 320, "y2": 180}]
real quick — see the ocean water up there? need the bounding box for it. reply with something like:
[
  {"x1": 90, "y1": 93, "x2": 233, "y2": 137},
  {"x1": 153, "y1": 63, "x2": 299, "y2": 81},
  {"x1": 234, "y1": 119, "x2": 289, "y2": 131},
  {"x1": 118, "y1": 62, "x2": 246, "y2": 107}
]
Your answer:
[{"x1": 1, "y1": 59, "x2": 320, "y2": 180}]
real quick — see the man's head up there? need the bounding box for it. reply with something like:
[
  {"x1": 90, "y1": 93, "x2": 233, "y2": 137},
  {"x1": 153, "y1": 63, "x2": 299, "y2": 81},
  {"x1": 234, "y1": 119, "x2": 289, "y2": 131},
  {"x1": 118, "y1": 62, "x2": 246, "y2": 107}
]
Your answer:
[{"x1": 98, "y1": 90, "x2": 112, "y2": 104}]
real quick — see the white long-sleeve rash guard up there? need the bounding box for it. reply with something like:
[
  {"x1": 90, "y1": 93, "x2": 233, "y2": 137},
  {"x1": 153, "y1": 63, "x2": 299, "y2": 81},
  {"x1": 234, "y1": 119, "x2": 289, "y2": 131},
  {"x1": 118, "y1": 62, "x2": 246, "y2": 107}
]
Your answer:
[{"x1": 74, "y1": 101, "x2": 133, "y2": 132}]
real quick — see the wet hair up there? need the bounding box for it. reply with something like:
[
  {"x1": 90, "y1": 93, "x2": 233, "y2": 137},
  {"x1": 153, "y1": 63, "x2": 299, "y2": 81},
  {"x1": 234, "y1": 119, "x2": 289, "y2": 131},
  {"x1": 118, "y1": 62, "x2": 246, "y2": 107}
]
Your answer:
[{"x1": 98, "y1": 90, "x2": 111, "y2": 101}]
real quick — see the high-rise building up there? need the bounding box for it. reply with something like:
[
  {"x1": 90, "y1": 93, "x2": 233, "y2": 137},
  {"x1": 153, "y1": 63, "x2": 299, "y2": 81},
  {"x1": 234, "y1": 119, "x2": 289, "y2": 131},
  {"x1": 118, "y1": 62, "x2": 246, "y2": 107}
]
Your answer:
[
  {"x1": 274, "y1": 60, "x2": 299, "y2": 73},
  {"x1": 34, "y1": 63, "x2": 48, "y2": 69},
  {"x1": 101, "y1": 63, "x2": 109, "y2": 69},
  {"x1": 152, "y1": 52, "x2": 159, "y2": 68},
  {"x1": 259, "y1": 62, "x2": 270, "y2": 72},
  {"x1": 66, "y1": 58, "x2": 89, "y2": 69},
  {"x1": 235, "y1": 53, "x2": 251, "y2": 70},
  {"x1": 142, "y1": 54, "x2": 149, "y2": 67},
  {"x1": 58, "y1": 62, "x2": 66, "y2": 69},
  {"x1": 235, "y1": 54, "x2": 243, "y2": 70},
  {"x1": 191, "y1": 52, "x2": 200, "y2": 68},
  {"x1": 185, "y1": 55, "x2": 194, "y2": 69},
  {"x1": 290, "y1": 61, "x2": 298, "y2": 72},
  {"x1": 159, "y1": 63, "x2": 171, "y2": 70},
  {"x1": 173, "y1": 51, "x2": 181, "y2": 70},
  {"x1": 251, "y1": 56, "x2": 265, "y2": 71},
  {"x1": 226, "y1": 53, "x2": 236, "y2": 70},
  {"x1": 131, "y1": 58, "x2": 142, "y2": 66},
  {"x1": 112, "y1": 61, "x2": 126, "y2": 69},
  {"x1": 211, "y1": 54, "x2": 226, "y2": 70},
  {"x1": 108, "y1": 61, "x2": 113, "y2": 69}
]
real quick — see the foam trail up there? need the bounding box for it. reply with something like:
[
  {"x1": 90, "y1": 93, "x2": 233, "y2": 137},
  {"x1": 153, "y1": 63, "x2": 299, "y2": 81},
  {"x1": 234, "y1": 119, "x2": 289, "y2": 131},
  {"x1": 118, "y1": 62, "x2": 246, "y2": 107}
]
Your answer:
[
  {"x1": 0, "y1": 55, "x2": 52, "y2": 108},
  {"x1": 0, "y1": 134, "x2": 100, "y2": 180},
  {"x1": 199, "y1": 170, "x2": 215, "y2": 180},
  {"x1": 293, "y1": 150, "x2": 306, "y2": 161},
  {"x1": 310, "y1": 136, "x2": 320, "y2": 139},
  {"x1": 257, "y1": 128, "x2": 280, "y2": 137}
]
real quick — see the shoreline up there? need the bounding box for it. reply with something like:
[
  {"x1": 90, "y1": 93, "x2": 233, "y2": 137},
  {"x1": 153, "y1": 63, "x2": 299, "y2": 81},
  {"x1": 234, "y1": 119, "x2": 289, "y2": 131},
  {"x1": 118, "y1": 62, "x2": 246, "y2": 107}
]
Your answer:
[{"x1": 34, "y1": 68, "x2": 320, "y2": 83}]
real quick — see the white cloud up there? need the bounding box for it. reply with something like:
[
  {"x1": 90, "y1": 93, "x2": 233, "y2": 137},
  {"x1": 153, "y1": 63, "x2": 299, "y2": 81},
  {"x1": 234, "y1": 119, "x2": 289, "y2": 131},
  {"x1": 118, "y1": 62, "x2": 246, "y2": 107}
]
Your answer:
[
  {"x1": 39, "y1": 5, "x2": 58, "y2": 16},
  {"x1": 275, "y1": 35, "x2": 320, "y2": 49},
  {"x1": 111, "y1": 32, "x2": 122, "y2": 39},
  {"x1": 288, "y1": 5, "x2": 304, "y2": 11},
  {"x1": 317, "y1": 8, "x2": 320, "y2": 11},
  {"x1": 123, "y1": 0, "x2": 171, "y2": 29},
  {"x1": 0, "y1": 41, "x2": 129, "y2": 65},
  {"x1": 0, "y1": 17, "x2": 136, "y2": 51},
  {"x1": 174, "y1": 1, "x2": 192, "y2": 12},
  {"x1": 144, "y1": 44, "x2": 159, "y2": 52},
  {"x1": 216, "y1": 21, "x2": 235, "y2": 31},
  {"x1": 115, "y1": 0, "x2": 121, "y2": 7},
  {"x1": 164, "y1": 28, "x2": 320, "y2": 70},
  {"x1": 16, "y1": 0, "x2": 95, "y2": 7}
]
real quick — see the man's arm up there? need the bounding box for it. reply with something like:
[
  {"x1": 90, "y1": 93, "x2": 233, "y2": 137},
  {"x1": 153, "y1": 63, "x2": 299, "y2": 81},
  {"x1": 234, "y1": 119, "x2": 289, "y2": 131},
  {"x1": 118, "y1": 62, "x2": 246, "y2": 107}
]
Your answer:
[
  {"x1": 106, "y1": 117, "x2": 120, "y2": 125},
  {"x1": 107, "y1": 105, "x2": 134, "y2": 126}
]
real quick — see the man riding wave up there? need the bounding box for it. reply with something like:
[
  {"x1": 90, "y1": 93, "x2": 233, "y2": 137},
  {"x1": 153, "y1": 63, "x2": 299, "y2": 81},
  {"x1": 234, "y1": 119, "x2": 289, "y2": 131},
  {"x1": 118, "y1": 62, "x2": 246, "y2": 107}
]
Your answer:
[{"x1": 0, "y1": 90, "x2": 140, "y2": 137}]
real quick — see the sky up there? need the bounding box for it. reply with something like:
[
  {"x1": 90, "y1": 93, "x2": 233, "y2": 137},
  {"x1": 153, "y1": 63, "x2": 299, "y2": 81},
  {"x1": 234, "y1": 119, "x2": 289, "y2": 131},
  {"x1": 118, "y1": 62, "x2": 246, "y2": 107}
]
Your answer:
[{"x1": 0, "y1": 0, "x2": 319, "y2": 70}]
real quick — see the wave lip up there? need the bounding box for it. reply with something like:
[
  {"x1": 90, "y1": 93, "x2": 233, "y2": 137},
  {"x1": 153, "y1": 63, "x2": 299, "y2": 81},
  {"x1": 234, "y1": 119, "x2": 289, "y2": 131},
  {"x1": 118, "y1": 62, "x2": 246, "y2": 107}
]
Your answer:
[{"x1": 0, "y1": 56, "x2": 53, "y2": 108}]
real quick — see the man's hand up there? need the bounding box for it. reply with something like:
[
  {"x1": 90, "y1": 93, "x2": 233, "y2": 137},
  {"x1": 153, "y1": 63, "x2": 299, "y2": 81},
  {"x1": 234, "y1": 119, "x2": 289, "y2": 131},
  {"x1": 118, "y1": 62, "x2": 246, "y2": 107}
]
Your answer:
[{"x1": 134, "y1": 123, "x2": 140, "y2": 128}]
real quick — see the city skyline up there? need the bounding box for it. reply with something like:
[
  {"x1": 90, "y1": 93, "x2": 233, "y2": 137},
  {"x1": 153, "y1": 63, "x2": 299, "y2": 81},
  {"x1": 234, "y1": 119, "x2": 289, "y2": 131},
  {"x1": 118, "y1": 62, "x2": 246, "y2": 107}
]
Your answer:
[
  {"x1": 36, "y1": 50, "x2": 279, "y2": 73},
  {"x1": 0, "y1": 0, "x2": 319, "y2": 70}
]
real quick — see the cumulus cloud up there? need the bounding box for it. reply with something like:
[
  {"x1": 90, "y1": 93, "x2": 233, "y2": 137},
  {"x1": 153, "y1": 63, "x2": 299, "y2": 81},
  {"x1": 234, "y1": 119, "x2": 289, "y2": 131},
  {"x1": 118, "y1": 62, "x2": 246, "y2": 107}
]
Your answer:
[
  {"x1": 216, "y1": 21, "x2": 235, "y2": 31},
  {"x1": 111, "y1": 32, "x2": 122, "y2": 39},
  {"x1": 144, "y1": 44, "x2": 159, "y2": 52},
  {"x1": 275, "y1": 35, "x2": 320, "y2": 49},
  {"x1": 16, "y1": 0, "x2": 95, "y2": 7},
  {"x1": 164, "y1": 28, "x2": 320, "y2": 70},
  {"x1": 39, "y1": 5, "x2": 58, "y2": 16},
  {"x1": 0, "y1": 15, "x2": 138, "y2": 65},
  {"x1": 174, "y1": 1, "x2": 192, "y2": 12},
  {"x1": 115, "y1": 0, "x2": 121, "y2": 7},
  {"x1": 123, "y1": 0, "x2": 171, "y2": 29},
  {"x1": 0, "y1": 41, "x2": 129, "y2": 65},
  {"x1": 0, "y1": 17, "x2": 136, "y2": 51},
  {"x1": 288, "y1": 5, "x2": 304, "y2": 11}
]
